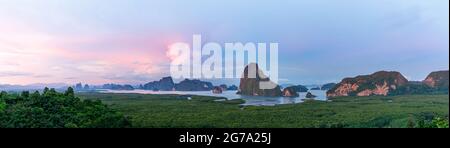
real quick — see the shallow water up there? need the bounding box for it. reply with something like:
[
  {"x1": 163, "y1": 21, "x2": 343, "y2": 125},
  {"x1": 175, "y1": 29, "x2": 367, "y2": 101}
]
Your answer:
[{"x1": 101, "y1": 89, "x2": 328, "y2": 106}]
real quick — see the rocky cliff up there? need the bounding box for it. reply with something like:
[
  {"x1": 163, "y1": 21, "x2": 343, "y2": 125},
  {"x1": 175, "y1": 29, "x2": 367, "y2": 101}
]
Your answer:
[
  {"x1": 143, "y1": 77, "x2": 175, "y2": 91},
  {"x1": 423, "y1": 70, "x2": 449, "y2": 90},
  {"x1": 282, "y1": 86, "x2": 299, "y2": 97},
  {"x1": 327, "y1": 71, "x2": 408, "y2": 97},
  {"x1": 237, "y1": 63, "x2": 282, "y2": 97}
]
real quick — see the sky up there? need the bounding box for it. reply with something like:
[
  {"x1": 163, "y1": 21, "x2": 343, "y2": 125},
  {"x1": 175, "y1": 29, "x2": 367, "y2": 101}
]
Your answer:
[{"x1": 0, "y1": 0, "x2": 448, "y2": 86}]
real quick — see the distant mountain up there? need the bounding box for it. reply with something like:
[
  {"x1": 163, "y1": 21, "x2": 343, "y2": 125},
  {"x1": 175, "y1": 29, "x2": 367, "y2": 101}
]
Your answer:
[
  {"x1": 282, "y1": 86, "x2": 299, "y2": 97},
  {"x1": 327, "y1": 71, "x2": 408, "y2": 97},
  {"x1": 102, "y1": 84, "x2": 134, "y2": 90},
  {"x1": 175, "y1": 79, "x2": 214, "y2": 91},
  {"x1": 423, "y1": 70, "x2": 449, "y2": 91},
  {"x1": 327, "y1": 70, "x2": 449, "y2": 97},
  {"x1": 73, "y1": 83, "x2": 92, "y2": 91},
  {"x1": 140, "y1": 77, "x2": 223, "y2": 91},
  {"x1": 321, "y1": 83, "x2": 336, "y2": 90},
  {"x1": 389, "y1": 70, "x2": 449, "y2": 95},
  {"x1": 143, "y1": 77, "x2": 175, "y2": 91},
  {"x1": 389, "y1": 81, "x2": 435, "y2": 95},
  {"x1": 227, "y1": 85, "x2": 238, "y2": 91},
  {"x1": 280, "y1": 84, "x2": 309, "y2": 92}
]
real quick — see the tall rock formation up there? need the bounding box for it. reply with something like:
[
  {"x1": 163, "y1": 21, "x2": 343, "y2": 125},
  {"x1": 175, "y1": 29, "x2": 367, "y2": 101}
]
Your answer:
[{"x1": 237, "y1": 63, "x2": 282, "y2": 97}]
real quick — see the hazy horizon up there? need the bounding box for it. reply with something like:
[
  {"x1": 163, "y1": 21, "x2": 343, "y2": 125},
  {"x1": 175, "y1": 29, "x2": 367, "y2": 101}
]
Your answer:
[{"x1": 1, "y1": 0, "x2": 449, "y2": 86}]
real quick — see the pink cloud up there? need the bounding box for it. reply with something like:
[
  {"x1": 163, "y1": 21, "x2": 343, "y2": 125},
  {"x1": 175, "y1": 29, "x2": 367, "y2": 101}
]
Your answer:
[{"x1": 0, "y1": 19, "x2": 182, "y2": 85}]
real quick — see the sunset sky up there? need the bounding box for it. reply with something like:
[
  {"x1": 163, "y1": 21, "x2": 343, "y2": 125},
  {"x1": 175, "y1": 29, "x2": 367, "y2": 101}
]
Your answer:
[{"x1": 0, "y1": 0, "x2": 448, "y2": 85}]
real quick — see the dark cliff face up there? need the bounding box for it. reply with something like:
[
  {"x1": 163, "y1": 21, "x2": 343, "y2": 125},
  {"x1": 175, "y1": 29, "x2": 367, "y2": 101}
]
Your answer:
[
  {"x1": 175, "y1": 79, "x2": 214, "y2": 91},
  {"x1": 212, "y1": 86, "x2": 223, "y2": 94},
  {"x1": 282, "y1": 86, "x2": 299, "y2": 97},
  {"x1": 102, "y1": 84, "x2": 134, "y2": 90},
  {"x1": 387, "y1": 71, "x2": 449, "y2": 95},
  {"x1": 227, "y1": 85, "x2": 238, "y2": 91},
  {"x1": 327, "y1": 71, "x2": 408, "y2": 97},
  {"x1": 423, "y1": 70, "x2": 449, "y2": 90},
  {"x1": 237, "y1": 63, "x2": 282, "y2": 97},
  {"x1": 285, "y1": 85, "x2": 308, "y2": 92},
  {"x1": 321, "y1": 83, "x2": 336, "y2": 90},
  {"x1": 305, "y1": 92, "x2": 317, "y2": 99},
  {"x1": 159, "y1": 77, "x2": 176, "y2": 90},
  {"x1": 143, "y1": 77, "x2": 175, "y2": 91}
]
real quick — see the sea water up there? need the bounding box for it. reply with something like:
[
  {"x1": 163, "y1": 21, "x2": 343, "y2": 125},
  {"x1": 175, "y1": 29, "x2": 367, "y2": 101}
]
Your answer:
[{"x1": 101, "y1": 89, "x2": 328, "y2": 106}]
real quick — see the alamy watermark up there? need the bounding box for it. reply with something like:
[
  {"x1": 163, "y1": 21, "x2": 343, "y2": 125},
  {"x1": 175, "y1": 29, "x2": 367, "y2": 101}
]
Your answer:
[{"x1": 167, "y1": 34, "x2": 278, "y2": 89}]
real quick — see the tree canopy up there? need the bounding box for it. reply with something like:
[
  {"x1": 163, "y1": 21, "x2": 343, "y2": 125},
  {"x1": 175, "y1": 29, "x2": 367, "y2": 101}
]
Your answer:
[{"x1": 0, "y1": 87, "x2": 131, "y2": 128}]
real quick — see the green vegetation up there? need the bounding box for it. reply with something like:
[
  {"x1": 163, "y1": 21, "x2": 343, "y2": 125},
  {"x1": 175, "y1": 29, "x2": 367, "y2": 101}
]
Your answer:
[
  {"x1": 390, "y1": 83, "x2": 448, "y2": 95},
  {"x1": 414, "y1": 113, "x2": 449, "y2": 128},
  {"x1": 77, "y1": 93, "x2": 449, "y2": 128},
  {"x1": 1, "y1": 88, "x2": 447, "y2": 128},
  {"x1": 0, "y1": 88, "x2": 131, "y2": 128}
]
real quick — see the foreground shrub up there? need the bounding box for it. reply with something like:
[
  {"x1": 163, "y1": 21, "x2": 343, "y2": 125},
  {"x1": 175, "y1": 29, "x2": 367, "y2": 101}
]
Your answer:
[{"x1": 0, "y1": 87, "x2": 131, "y2": 128}]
